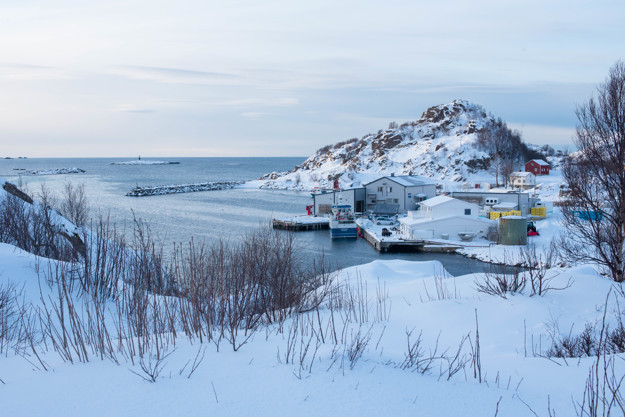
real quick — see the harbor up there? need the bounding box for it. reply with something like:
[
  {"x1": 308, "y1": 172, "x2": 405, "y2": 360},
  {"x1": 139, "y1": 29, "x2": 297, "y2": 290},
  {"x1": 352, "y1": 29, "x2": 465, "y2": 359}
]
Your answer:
[{"x1": 272, "y1": 213, "x2": 490, "y2": 253}]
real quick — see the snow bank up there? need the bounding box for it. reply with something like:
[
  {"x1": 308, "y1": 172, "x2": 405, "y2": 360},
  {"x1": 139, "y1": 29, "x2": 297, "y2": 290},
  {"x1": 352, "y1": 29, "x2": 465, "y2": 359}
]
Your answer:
[{"x1": 1, "y1": 246, "x2": 622, "y2": 416}]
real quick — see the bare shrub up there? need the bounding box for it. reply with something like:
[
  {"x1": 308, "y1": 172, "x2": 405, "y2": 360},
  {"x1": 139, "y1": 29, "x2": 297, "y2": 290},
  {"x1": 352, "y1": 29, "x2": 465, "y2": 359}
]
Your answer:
[
  {"x1": 346, "y1": 325, "x2": 372, "y2": 369},
  {"x1": 576, "y1": 293, "x2": 625, "y2": 416},
  {"x1": 170, "y1": 226, "x2": 335, "y2": 351},
  {"x1": 422, "y1": 268, "x2": 458, "y2": 301},
  {"x1": 548, "y1": 322, "x2": 598, "y2": 358},
  {"x1": 0, "y1": 184, "x2": 77, "y2": 261},
  {"x1": 520, "y1": 241, "x2": 570, "y2": 296},
  {"x1": 399, "y1": 328, "x2": 440, "y2": 374},
  {"x1": 60, "y1": 182, "x2": 89, "y2": 227},
  {"x1": 0, "y1": 281, "x2": 22, "y2": 354},
  {"x1": 129, "y1": 349, "x2": 174, "y2": 383},
  {"x1": 475, "y1": 262, "x2": 525, "y2": 299}
]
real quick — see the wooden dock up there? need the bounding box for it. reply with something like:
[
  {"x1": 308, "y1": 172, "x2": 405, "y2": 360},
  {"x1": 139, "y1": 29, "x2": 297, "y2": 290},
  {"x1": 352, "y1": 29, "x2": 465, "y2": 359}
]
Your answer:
[
  {"x1": 360, "y1": 227, "x2": 461, "y2": 253},
  {"x1": 272, "y1": 216, "x2": 329, "y2": 231}
]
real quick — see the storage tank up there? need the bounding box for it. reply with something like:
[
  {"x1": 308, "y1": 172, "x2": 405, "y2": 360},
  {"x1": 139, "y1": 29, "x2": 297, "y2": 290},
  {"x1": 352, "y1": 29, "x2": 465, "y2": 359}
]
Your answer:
[{"x1": 498, "y1": 216, "x2": 527, "y2": 245}]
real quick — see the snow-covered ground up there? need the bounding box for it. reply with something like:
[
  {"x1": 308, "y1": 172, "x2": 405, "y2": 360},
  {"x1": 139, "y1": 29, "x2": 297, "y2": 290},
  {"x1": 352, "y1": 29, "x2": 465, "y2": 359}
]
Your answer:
[
  {"x1": 2, "y1": 168, "x2": 624, "y2": 417},
  {"x1": 1, "y1": 242, "x2": 622, "y2": 416}
]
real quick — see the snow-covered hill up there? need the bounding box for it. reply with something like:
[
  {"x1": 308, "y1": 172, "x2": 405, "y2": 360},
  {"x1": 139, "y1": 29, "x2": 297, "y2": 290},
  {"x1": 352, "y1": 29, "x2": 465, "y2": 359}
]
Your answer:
[{"x1": 254, "y1": 100, "x2": 558, "y2": 190}]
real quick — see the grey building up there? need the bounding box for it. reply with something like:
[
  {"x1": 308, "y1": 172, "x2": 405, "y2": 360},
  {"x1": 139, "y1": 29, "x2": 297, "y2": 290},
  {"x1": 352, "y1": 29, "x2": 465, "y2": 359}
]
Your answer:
[{"x1": 364, "y1": 175, "x2": 436, "y2": 214}]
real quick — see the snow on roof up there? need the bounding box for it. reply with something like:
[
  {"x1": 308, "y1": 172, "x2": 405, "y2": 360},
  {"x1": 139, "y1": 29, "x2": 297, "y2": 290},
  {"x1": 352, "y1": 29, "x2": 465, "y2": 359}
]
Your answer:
[
  {"x1": 529, "y1": 159, "x2": 549, "y2": 166},
  {"x1": 510, "y1": 171, "x2": 533, "y2": 177},
  {"x1": 418, "y1": 195, "x2": 455, "y2": 207},
  {"x1": 400, "y1": 213, "x2": 494, "y2": 226},
  {"x1": 365, "y1": 175, "x2": 435, "y2": 187}
]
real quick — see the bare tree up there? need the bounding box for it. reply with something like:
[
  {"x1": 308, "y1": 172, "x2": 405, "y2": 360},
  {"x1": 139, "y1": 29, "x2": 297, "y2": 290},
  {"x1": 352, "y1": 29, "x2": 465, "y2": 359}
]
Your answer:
[
  {"x1": 488, "y1": 153, "x2": 503, "y2": 186},
  {"x1": 60, "y1": 182, "x2": 89, "y2": 227},
  {"x1": 500, "y1": 159, "x2": 516, "y2": 188},
  {"x1": 560, "y1": 61, "x2": 625, "y2": 283}
]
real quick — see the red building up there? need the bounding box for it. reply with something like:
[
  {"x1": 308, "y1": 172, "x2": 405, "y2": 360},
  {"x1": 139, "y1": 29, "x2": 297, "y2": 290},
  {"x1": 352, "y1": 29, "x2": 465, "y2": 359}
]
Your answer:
[{"x1": 525, "y1": 159, "x2": 550, "y2": 176}]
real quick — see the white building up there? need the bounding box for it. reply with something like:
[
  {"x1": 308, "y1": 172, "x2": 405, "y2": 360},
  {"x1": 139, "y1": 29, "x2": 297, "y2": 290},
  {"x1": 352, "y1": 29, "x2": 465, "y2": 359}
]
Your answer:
[
  {"x1": 364, "y1": 174, "x2": 436, "y2": 214},
  {"x1": 509, "y1": 172, "x2": 536, "y2": 189},
  {"x1": 416, "y1": 195, "x2": 478, "y2": 218},
  {"x1": 399, "y1": 195, "x2": 495, "y2": 240},
  {"x1": 312, "y1": 188, "x2": 366, "y2": 215}
]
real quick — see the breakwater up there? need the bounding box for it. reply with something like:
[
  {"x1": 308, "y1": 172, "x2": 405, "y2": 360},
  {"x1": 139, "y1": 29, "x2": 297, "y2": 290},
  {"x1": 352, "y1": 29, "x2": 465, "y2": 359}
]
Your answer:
[
  {"x1": 13, "y1": 167, "x2": 86, "y2": 175},
  {"x1": 126, "y1": 181, "x2": 244, "y2": 197}
]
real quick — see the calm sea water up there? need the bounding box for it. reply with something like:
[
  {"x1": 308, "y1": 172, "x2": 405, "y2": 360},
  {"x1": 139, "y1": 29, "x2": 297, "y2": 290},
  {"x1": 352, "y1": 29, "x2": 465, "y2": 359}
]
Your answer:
[{"x1": 0, "y1": 157, "x2": 486, "y2": 276}]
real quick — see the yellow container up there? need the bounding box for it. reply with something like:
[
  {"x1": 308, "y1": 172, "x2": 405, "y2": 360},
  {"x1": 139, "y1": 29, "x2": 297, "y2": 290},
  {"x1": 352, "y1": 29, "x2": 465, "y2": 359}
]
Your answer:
[{"x1": 531, "y1": 207, "x2": 547, "y2": 217}]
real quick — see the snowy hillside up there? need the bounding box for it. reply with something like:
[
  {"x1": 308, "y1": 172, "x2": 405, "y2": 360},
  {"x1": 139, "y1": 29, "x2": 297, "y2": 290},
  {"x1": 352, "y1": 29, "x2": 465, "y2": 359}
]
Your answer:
[{"x1": 253, "y1": 100, "x2": 559, "y2": 191}]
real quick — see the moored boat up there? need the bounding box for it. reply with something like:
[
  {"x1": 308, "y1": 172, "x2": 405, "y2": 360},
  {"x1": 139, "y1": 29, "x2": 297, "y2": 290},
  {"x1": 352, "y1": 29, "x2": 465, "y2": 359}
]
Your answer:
[{"x1": 329, "y1": 204, "x2": 358, "y2": 239}]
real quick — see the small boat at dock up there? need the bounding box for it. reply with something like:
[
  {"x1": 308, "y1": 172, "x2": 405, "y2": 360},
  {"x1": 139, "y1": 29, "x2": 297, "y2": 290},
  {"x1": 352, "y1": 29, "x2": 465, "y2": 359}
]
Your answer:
[{"x1": 329, "y1": 204, "x2": 358, "y2": 239}]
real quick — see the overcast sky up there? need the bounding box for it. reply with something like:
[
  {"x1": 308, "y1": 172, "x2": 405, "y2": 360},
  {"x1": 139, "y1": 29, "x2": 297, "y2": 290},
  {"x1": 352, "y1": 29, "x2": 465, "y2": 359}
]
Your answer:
[{"x1": 0, "y1": 0, "x2": 623, "y2": 157}]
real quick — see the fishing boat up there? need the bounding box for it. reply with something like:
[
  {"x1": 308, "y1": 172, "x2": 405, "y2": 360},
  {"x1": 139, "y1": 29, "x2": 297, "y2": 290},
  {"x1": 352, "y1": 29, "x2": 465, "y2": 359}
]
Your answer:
[{"x1": 329, "y1": 203, "x2": 358, "y2": 239}]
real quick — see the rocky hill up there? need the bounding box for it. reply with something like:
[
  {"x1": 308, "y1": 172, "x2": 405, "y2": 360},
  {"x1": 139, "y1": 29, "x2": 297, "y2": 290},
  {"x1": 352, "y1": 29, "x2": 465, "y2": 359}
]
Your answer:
[{"x1": 257, "y1": 100, "x2": 558, "y2": 190}]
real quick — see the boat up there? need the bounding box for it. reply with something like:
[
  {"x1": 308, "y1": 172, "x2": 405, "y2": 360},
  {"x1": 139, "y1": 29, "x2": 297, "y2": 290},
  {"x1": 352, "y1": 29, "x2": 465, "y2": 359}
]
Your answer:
[{"x1": 329, "y1": 203, "x2": 358, "y2": 239}]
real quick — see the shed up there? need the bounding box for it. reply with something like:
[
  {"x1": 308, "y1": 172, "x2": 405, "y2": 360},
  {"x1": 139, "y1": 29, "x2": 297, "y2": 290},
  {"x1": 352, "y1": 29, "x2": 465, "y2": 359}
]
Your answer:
[
  {"x1": 525, "y1": 159, "x2": 550, "y2": 176},
  {"x1": 399, "y1": 215, "x2": 495, "y2": 241},
  {"x1": 417, "y1": 195, "x2": 479, "y2": 219}
]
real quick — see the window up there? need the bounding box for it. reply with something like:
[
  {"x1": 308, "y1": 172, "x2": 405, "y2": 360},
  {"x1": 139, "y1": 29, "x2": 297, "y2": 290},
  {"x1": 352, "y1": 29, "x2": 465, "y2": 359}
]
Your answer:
[
  {"x1": 389, "y1": 187, "x2": 393, "y2": 192},
  {"x1": 464, "y1": 208, "x2": 471, "y2": 215},
  {"x1": 393, "y1": 198, "x2": 399, "y2": 204},
  {"x1": 377, "y1": 186, "x2": 383, "y2": 192}
]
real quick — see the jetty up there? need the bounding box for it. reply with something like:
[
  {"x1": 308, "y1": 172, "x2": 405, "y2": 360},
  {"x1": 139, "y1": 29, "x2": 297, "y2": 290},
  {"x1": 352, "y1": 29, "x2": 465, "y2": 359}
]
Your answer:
[
  {"x1": 126, "y1": 181, "x2": 243, "y2": 197},
  {"x1": 272, "y1": 216, "x2": 329, "y2": 231},
  {"x1": 359, "y1": 226, "x2": 463, "y2": 253}
]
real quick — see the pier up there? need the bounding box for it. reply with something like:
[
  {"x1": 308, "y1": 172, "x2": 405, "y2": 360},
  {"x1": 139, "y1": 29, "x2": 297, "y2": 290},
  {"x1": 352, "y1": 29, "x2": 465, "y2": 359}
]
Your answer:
[
  {"x1": 272, "y1": 216, "x2": 329, "y2": 231},
  {"x1": 359, "y1": 226, "x2": 462, "y2": 253}
]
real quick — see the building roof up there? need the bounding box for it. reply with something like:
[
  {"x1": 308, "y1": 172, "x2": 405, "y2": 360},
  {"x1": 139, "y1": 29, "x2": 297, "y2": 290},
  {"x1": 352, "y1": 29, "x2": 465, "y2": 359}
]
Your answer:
[
  {"x1": 510, "y1": 171, "x2": 534, "y2": 177},
  {"x1": 365, "y1": 175, "x2": 435, "y2": 187},
  {"x1": 418, "y1": 195, "x2": 455, "y2": 208},
  {"x1": 400, "y1": 214, "x2": 494, "y2": 227},
  {"x1": 528, "y1": 159, "x2": 549, "y2": 166}
]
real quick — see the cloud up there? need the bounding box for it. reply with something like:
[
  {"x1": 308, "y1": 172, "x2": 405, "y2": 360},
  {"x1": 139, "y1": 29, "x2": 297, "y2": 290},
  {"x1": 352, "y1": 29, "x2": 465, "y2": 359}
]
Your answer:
[
  {"x1": 218, "y1": 97, "x2": 299, "y2": 108},
  {"x1": 110, "y1": 66, "x2": 239, "y2": 85},
  {"x1": 0, "y1": 63, "x2": 71, "y2": 80},
  {"x1": 114, "y1": 104, "x2": 156, "y2": 113},
  {"x1": 241, "y1": 112, "x2": 274, "y2": 119}
]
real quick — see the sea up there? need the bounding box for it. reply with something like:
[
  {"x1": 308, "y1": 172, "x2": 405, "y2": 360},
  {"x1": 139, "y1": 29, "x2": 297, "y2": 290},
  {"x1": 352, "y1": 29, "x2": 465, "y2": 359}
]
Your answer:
[{"x1": 0, "y1": 157, "x2": 486, "y2": 276}]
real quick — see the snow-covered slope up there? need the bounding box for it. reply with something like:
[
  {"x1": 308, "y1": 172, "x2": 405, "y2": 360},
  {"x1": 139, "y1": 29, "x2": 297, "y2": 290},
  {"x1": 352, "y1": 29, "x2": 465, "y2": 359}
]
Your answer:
[{"x1": 254, "y1": 100, "x2": 556, "y2": 191}]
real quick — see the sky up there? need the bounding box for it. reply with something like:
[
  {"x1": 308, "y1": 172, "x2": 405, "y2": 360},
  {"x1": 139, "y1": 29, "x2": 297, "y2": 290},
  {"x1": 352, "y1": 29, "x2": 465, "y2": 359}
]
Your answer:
[{"x1": 0, "y1": 0, "x2": 623, "y2": 158}]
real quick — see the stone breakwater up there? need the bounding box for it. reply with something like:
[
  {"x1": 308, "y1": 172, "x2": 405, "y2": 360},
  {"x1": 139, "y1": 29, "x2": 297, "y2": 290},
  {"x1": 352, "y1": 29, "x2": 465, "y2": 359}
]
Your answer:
[
  {"x1": 110, "y1": 161, "x2": 180, "y2": 165},
  {"x1": 13, "y1": 167, "x2": 86, "y2": 175},
  {"x1": 126, "y1": 181, "x2": 244, "y2": 197}
]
